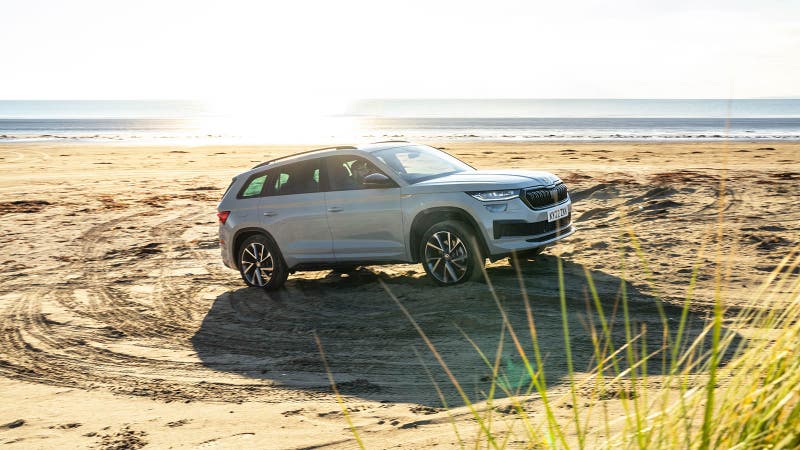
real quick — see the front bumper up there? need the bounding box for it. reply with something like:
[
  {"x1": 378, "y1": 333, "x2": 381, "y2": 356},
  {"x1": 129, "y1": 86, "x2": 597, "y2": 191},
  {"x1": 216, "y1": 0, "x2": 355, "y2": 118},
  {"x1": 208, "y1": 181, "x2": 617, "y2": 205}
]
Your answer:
[{"x1": 469, "y1": 196, "x2": 575, "y2": 257}]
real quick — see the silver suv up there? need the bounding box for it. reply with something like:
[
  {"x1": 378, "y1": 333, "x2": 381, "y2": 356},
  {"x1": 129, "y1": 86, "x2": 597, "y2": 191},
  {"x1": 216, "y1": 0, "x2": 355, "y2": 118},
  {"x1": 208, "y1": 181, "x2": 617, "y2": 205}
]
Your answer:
[{"x1": 217, "y1": 142, "x2": 574, "y2": 289}]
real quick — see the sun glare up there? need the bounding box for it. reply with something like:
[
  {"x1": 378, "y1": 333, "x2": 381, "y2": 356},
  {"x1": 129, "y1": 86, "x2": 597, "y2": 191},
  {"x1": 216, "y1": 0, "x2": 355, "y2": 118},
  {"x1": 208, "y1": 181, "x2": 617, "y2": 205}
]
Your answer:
[{"x1": 195, "y1": 96, "x2": 362, "y2": 143}]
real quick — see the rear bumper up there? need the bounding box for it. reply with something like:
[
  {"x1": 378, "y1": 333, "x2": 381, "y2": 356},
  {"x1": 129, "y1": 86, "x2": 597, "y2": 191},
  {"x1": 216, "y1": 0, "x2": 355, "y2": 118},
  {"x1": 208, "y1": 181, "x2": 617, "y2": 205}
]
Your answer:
[{"x1": 219, "y1": 224, "x2": 237, "y2": 270}]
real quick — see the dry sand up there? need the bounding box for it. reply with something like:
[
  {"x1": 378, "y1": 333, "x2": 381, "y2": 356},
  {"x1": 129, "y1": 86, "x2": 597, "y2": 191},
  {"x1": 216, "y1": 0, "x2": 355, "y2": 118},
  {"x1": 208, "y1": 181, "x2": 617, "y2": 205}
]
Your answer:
[{"x1": 0, "y1": 141, "x2": 798, "y2": 448}]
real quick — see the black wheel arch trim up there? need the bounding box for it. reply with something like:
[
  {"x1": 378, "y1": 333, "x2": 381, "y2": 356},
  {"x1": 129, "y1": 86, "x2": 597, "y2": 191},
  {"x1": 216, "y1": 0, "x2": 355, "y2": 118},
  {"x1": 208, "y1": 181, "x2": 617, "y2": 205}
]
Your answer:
[
  {"x1": 409, "y1": 206, "x2": 490, "y2": 262},
  {"x1": 231, "y1": 227, "x2": 282, "y2": 270}
]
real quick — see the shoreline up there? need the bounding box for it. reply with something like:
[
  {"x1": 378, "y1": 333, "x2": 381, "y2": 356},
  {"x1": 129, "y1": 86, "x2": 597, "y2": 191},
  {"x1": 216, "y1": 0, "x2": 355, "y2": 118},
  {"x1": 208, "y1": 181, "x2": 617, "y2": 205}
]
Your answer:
[{"x1": 2, "y1": 138, "x2": 799, "y2": 146}]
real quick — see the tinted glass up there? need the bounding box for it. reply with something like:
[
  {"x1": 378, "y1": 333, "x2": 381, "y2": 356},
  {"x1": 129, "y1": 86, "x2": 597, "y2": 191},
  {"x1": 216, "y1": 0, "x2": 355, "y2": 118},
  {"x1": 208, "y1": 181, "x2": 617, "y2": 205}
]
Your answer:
[
  {"x1": 325, "y1": 155, "x2": 392, "y2": 191},
  {"x1": 372, "y1": 145, "x2": 473, "y2": 184},
  {"x1": 240, "y1": 174, "x2": 267, "y2": 198},
  {"x1": 266, "y1": 159, "x2": 321, "y2": 196}
]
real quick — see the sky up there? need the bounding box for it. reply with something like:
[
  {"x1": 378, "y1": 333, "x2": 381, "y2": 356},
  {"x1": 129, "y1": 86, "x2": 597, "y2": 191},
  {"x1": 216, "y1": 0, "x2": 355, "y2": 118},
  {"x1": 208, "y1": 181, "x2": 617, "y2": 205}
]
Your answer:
[{"x1": 1, "y1": 0, "x2": 798, "y2": 108}]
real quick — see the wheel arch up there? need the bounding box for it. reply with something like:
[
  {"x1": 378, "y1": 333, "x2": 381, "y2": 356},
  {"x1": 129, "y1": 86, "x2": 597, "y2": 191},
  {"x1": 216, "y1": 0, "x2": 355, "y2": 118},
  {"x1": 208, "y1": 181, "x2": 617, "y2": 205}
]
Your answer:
[
  {"x1": 409, "y1": 207, "x2": 489, "y2": 262},
  {"x1": 231, "y1": 227, "x2": 279, "y2": 269}
]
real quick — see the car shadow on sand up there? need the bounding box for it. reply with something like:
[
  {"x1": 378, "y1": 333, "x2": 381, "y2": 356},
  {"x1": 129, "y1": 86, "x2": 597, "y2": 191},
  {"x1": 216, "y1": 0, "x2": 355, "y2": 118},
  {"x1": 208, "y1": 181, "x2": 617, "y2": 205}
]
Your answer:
[{"x1": 190, "y1": 255, "x2": 742, "y2": 407}]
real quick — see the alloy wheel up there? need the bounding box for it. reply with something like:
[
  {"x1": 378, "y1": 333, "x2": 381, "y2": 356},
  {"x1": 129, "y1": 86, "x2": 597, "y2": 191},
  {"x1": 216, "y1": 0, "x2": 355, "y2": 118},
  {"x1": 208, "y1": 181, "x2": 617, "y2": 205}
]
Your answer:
[
  {"x1": 241, "y1": 242, "x2": 274, "y2": 287},
  {"x1": 424, "y1": 230, "x2": 469, "y2": 283}
]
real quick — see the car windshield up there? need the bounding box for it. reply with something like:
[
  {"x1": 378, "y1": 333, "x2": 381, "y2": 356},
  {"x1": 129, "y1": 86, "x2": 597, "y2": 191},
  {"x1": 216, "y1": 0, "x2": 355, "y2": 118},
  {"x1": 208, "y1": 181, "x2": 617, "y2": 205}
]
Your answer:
[{"x1": 372, "y1": 145, "x2": 474, "y2": 183}]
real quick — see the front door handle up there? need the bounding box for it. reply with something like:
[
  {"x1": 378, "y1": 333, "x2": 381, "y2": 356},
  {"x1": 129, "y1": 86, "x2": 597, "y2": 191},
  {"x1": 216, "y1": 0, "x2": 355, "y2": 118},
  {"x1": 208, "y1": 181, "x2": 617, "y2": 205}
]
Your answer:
[
  {"x1": 327, "y1": 206, "x2": 343, "y2": 213},
  {"x1": 263, "y1": 210, "x2": 277, "y2": 217}
]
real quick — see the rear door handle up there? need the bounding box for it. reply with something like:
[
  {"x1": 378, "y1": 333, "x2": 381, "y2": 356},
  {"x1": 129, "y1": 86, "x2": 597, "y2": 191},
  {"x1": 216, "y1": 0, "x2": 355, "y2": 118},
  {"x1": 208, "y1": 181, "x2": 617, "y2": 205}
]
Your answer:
[
  {"x1": 263, "y1": 210, "x2": 277, "y2": 217},
  {"x1": 327, "y1": 207, "x2": 343, "y2": 213}
]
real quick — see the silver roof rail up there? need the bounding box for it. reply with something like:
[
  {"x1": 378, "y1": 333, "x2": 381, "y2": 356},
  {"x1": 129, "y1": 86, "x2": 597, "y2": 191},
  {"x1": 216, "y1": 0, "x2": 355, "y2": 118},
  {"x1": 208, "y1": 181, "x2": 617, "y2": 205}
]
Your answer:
[{"x1": 252, "y1": 146, "x2": 357, "y2": 169}]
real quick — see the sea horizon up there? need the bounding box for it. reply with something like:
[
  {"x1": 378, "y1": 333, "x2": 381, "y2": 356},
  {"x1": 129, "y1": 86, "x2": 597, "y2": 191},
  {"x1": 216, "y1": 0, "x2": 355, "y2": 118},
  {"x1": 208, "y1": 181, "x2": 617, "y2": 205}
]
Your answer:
[{"x1": 1, "y1": 98, "x2": 799, "y2": 143}]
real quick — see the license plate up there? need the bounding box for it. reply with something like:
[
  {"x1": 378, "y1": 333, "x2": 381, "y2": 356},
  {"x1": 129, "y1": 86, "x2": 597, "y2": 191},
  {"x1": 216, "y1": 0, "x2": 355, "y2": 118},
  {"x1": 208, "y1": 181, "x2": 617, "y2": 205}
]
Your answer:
[{"x1": 547, "y1": 205, "x2": 569, "y2": 222}]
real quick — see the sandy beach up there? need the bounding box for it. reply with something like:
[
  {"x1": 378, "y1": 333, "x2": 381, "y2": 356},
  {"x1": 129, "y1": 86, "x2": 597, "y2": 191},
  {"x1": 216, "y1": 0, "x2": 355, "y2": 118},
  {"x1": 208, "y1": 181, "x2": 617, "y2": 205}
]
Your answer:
[{"x1": 0, "y1": 140, "x2": 798, "y2": 448}]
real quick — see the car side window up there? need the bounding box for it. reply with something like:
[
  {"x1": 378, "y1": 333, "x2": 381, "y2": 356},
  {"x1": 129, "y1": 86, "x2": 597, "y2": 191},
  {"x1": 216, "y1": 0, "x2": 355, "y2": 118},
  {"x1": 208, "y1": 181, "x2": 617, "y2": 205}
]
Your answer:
[
  {"x1": 239, "y1": 173, "x2": 268, "y2": 198},
  {"x1": 265, "y1": 159, "x2": 321, "y2": 196},
  {"x1": 325, "y1": 155, "x2": 392, "y2": 191}
]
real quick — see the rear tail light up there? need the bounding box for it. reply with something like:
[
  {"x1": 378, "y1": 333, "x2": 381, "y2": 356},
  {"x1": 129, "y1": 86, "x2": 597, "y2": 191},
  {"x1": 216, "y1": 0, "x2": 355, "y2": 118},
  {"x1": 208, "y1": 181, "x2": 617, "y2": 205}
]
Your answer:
[{"x1": 217, "y1": 211, "x2": 230, "y2": 224}]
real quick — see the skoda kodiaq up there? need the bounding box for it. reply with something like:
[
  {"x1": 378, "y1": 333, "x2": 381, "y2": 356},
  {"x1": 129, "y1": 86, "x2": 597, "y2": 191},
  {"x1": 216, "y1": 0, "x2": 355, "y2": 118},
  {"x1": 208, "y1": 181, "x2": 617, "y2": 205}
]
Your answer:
[{"x1": 217, "y1": 142, "x2": 574, "y2": 289}]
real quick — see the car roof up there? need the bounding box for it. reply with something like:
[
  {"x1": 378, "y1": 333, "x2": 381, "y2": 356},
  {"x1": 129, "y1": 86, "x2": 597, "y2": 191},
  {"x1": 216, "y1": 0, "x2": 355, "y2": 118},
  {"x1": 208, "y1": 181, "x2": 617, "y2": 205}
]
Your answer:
[{"x1": 247, "y1": 141, "x2": 416, "y2": 172}]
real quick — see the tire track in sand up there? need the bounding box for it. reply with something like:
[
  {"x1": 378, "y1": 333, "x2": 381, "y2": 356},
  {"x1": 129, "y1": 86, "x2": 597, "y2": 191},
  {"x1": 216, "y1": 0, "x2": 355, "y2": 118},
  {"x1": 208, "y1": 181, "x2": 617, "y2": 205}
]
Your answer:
[{"x1": 0, "y1": 206, "x2": 301, "y2": 402}]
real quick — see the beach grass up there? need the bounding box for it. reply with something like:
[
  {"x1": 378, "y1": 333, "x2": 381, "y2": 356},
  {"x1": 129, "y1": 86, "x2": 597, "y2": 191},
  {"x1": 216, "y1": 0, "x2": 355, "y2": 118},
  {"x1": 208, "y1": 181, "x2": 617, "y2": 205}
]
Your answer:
[
  {"x1": 388, "y1": 241, "x2": 797, "y2": 448},
  {"x1": 345, "y1": 226, "x2": 800, "y2": 449}
]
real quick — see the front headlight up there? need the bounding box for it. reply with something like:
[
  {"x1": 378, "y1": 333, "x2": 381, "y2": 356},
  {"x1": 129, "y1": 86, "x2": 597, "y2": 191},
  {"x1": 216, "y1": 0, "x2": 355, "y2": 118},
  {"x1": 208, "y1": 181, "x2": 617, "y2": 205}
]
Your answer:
[{"x1": 468, "y1": 189, "x2": 519, "y2": 201}]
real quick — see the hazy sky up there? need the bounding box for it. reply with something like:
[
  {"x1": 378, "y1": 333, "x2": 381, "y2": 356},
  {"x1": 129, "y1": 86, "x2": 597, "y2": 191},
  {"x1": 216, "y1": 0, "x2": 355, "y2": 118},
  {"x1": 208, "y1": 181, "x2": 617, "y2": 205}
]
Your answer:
[{"x1": 1, "y1": 0, "x2": 798, "y2": 104}]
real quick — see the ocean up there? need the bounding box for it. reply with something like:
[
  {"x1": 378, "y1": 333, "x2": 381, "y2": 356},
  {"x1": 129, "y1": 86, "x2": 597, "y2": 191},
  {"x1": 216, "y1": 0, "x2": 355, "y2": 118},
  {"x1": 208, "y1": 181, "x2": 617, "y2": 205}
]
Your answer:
[{"x1": 1, "y1": 99, "x2": 799, "y2": 143}]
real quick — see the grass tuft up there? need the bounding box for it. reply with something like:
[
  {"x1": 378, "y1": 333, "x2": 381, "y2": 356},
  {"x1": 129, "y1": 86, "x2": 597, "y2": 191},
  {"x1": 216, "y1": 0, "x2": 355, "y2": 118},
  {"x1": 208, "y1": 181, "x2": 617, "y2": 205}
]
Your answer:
[{"x1": 372, "y1": 239, "x2": 800, "y2": 449}]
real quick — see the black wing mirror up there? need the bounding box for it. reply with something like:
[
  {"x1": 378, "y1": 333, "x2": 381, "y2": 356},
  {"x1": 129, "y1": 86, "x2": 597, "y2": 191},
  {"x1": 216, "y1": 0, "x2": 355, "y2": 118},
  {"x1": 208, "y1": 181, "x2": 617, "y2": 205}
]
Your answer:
[{"x1": 362, "y1": 172, "x2": 394, "y2": 188}]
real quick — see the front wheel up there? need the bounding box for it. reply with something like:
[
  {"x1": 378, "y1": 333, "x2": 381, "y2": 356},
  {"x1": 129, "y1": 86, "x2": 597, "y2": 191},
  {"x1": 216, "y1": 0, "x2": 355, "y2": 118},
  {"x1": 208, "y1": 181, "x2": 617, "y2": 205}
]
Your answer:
[
  {"x1": 238, "y1": 234, "x2": 289, "y2": 290},
  {"x1": 420, "y1": 220, "x2": 484, "y2": 285}
]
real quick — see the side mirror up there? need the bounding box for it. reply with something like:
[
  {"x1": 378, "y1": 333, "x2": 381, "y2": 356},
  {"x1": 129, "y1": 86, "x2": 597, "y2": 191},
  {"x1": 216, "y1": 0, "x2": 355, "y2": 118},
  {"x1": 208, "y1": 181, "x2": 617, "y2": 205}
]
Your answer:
[{"x1": 362, "y1": 172, "x2": 394, "y2": 188}]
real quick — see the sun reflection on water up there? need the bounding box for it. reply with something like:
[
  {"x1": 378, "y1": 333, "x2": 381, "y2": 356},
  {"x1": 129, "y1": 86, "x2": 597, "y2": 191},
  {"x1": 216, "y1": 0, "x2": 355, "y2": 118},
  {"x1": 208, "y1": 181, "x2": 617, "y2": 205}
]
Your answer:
[{"x1": 188, "y1": 98, "x2": 366, "y2": 144}]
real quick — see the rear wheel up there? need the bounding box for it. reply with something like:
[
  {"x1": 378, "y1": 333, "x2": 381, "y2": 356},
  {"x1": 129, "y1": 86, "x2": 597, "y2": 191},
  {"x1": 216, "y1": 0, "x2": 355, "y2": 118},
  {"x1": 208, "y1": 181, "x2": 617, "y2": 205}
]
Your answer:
[
  {"x1": 238, "y1": 234, "x2": 289, "y2": 290},
  {"x1": 420, "y1": 220, "x2": 484, "y2": 285}
]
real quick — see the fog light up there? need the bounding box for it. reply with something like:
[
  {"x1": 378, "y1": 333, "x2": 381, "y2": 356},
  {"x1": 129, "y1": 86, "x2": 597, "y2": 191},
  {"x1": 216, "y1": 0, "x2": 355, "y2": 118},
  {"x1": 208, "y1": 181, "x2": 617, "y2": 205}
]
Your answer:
[{"x1": 485, "y1": 203, "x2": 507, "y2": 213}]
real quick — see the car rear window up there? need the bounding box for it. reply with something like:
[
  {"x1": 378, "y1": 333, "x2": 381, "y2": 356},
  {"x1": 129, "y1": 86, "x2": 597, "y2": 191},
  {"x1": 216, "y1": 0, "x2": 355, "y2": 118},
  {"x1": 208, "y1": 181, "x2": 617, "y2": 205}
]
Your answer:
[
  {"x1": 239, "y1": 173, "x2": 268, "y2": 198},
  {"x1": 236, "y1": 159, "x2": 322, "y2": 199},
  {"x1": 266, "y1": 160, "x2": 321, "y2": 196}
]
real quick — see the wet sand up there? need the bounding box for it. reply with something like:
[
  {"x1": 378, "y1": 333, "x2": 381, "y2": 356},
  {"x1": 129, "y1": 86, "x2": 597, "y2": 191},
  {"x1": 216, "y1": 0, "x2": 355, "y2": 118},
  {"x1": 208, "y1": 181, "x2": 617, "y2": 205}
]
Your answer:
[{"x1": 0, "y1": 141, "x2": 798, "y2": 448}]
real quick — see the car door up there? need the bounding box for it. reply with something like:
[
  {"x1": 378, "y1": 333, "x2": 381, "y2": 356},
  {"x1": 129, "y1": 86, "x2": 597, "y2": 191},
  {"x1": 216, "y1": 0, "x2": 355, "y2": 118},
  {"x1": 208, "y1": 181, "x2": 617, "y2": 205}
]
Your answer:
[
  {"x1": 259, "y1": 158, "x2": 334, "y2": 266},
  {"x1": 322, "y1": 154, "x2": 405, "y2": 262}
]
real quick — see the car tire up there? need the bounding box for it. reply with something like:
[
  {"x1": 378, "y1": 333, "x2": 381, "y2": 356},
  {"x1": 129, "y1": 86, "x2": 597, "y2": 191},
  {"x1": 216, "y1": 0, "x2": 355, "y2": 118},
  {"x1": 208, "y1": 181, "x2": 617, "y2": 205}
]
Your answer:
[
  {"x1": 238, "y1": 234, "x2": 289, "y2": 290},
  {"x1": 508, "y1": 246, "x2": 546, "y2": 269},
  {"x1": 420, "y1": 220, "x2": 484, "y2": 285}
]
